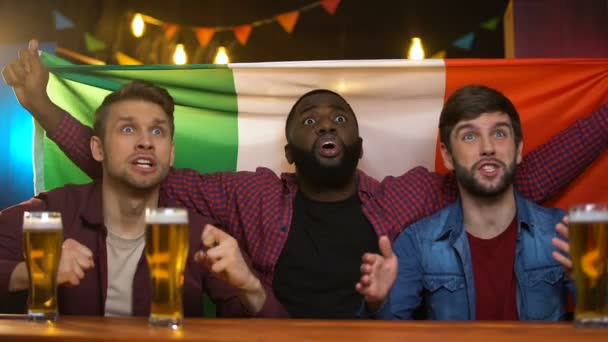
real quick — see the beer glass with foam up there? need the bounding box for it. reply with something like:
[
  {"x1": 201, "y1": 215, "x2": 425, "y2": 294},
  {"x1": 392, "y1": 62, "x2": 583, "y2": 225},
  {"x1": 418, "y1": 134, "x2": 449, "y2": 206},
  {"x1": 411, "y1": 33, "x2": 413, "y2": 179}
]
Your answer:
[
  {"x1": 569, "y1": 204, "x2": 608, "y2": 327},
  {"x1": 22, "y1": 211, "x2": 63, "y2": 321},
  {"x1": 145, "y1": 208, "x2": 189, "y2": 328}
]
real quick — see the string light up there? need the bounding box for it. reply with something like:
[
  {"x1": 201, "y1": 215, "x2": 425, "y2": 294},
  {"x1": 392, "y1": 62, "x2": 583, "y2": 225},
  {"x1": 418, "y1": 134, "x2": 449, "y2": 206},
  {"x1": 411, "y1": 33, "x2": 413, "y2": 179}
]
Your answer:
[
  {"x1": 173, "y1": 44, "x2": 187, "y2": 65},
  {"x1": 131, "y1": 13, "x2": 145, "y2": 38},
  {"x1": 214, "y1": 46, "x2": 230, "y2": 64},
  {"x1": 407, "y1": 37, "x2": 425, "y2": 60}
]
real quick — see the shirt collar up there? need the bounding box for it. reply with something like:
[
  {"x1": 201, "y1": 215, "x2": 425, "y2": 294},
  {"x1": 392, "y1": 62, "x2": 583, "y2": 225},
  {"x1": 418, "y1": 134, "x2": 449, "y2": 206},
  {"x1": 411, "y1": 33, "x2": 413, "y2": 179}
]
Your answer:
[
  {"x1": 435, "y1": 190, "x2": 535, "y2": 242},
  {"x1": 79, "y1": 180, "x2": 167, "y2": 229}
]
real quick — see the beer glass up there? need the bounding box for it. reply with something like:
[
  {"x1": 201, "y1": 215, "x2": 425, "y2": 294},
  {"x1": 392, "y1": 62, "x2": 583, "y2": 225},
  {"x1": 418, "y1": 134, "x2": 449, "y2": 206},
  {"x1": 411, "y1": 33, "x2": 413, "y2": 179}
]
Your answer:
[
  {"x1": 145, "y1": 208, "x2": 189, "y2": 329},
  {"x1": 22, "y1": 211, "x2": 63, "y2": 321},
  {"x1": 569, "y1": 203, "x2": 608, "y2": 327}
]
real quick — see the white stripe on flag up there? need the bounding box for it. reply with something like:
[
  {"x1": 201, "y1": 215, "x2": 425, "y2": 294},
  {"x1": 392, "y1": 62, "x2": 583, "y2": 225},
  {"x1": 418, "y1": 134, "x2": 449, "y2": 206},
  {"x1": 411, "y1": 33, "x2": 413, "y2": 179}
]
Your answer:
[{"x1": 231, "y1": 59, "x2": 446, "y2": 179}]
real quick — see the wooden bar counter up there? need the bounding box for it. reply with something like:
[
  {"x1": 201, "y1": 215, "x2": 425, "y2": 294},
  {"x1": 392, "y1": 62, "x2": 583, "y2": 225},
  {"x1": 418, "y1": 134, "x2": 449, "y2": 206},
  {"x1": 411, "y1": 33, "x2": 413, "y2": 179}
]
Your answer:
[{"x1": 0, "y1": 315, "x2": 606, "y2": 341}]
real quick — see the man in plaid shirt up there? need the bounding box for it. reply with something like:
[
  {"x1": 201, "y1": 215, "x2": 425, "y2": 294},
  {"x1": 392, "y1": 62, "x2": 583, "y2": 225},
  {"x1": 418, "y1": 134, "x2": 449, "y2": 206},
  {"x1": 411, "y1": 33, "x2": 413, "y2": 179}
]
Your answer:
[{"x1": 4, "y1": 41, "x2": 608, "y2": 318}]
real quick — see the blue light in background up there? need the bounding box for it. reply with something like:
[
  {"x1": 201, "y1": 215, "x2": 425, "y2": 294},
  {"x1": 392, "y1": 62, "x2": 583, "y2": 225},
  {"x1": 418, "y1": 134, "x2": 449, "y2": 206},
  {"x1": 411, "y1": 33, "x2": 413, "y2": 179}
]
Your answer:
[{"x1": 0, "y1": 42, "x2": 55, "y2": 209}]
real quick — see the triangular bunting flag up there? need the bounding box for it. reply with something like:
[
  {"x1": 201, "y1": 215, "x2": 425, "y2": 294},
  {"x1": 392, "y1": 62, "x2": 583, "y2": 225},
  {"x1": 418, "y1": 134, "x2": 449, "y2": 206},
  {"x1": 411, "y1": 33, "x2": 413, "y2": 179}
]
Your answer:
[
  {"x1": 115, "y1": 51, "x2": 142, "y2": 65},
  {"x1": 276, "y1": 11, "x2": 300, "y2": 33},
  {"x1": 233, "y1": 24, "x2": 253, "y2": 45},
  {"x1": 430, "y1": 50, "x2": 446, "y2": 59},
  {"x1": 320, "y1": 0, "x2": 341, "y2": 15},
  {"x1": 164, "y1": 24, "x2": 180, "y2": 40},
  {"x1": 481, "y1": 17, "x2": 499, "y2": 31},
  {"x1": 53, "y1": 10, "x2": 74, "y2": 30},
  {"x1": 194, "y1": 27, "x2": 216, "y2": 47},
  {"x1": 84, "y1": 33, "x2": 107, "y2": 52},
  {"x1": 453, "y1": 32, "x2": 475, "y2": 50}
]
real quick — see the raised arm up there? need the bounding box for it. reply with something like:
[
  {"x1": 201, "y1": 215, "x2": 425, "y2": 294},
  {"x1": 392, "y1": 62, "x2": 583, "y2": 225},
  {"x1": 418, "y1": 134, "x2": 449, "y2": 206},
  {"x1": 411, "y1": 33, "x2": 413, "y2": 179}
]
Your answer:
[
  {"x1": 1, "y1": 39, "x2": 64, "y2": 135},
  {"x1": 385, "y1": 103, "x2": 608, "y2": 234},
  {"x1": 513, "y1": 104, "x2": 608, "y2": 203},
  {"x1": 1, "y1": 39, "x2": 102, "y2": 179}
]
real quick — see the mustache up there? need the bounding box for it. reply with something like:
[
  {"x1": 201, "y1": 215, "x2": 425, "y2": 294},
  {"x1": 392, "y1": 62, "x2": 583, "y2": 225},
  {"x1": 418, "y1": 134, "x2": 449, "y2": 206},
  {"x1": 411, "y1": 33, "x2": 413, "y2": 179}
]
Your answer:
[{"x1": 287, "y1": 137, "x2": 362, "y2": 188}]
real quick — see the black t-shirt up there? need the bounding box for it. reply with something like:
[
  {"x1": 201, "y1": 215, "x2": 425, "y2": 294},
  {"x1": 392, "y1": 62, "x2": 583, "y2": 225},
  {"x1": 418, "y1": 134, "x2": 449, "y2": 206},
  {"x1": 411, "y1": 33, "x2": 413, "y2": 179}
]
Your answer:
[{"x1": 273, "y1": 191, "x2": 379, "y2": 318}]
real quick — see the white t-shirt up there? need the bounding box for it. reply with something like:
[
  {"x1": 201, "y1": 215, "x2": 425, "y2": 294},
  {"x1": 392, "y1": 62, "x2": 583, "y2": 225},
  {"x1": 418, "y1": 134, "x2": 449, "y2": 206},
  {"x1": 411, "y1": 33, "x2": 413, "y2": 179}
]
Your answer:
[{"x1": 104, "y1": 229, "x2": 145, "y2": 316}]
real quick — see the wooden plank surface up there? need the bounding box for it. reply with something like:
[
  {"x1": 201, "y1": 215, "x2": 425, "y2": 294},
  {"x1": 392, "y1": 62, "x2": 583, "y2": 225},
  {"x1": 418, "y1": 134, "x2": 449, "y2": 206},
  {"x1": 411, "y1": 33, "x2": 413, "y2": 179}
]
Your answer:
[{"x1": 0, "y1": 316, "x2": 606, "y2": 341}]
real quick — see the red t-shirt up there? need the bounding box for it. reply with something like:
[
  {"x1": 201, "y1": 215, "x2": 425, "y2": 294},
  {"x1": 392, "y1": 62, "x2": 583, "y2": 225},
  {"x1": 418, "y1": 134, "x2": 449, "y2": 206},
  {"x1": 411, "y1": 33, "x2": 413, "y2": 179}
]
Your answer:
[{"x1": 467, "y1": 217, "x2": 519, "y2": 320}]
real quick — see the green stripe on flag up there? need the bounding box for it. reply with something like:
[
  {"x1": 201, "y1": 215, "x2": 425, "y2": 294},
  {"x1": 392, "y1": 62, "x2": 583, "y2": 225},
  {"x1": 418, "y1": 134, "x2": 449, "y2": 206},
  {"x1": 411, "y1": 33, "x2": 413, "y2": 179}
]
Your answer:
[
  {"x1": 43, "y1": 75, "x2": 108, "y2": 190},
  {"x1": 39, "y1": 53, "x2": 239, "y2": 191}
]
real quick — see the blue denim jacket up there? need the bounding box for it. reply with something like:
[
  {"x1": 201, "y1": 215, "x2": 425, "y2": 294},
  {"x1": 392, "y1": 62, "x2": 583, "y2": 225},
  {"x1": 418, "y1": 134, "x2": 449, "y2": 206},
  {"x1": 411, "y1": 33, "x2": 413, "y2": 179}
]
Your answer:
[{"x1": 373, "y1": 191, "x2": 573, "y2": 321}]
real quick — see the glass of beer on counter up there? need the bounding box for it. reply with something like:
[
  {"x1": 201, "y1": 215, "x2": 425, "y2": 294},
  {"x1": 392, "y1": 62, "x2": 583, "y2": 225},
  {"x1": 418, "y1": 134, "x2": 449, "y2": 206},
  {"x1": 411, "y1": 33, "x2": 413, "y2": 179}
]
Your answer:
[
  {"x1": 569, "y1": 203, "x2": 608, "y2": 327},
  {"x1": 145, "y1": 208, "x2": 189, "y2": 329},
  {"x1": 22, "y1": 211, "x2": 63, "y2": 321}
]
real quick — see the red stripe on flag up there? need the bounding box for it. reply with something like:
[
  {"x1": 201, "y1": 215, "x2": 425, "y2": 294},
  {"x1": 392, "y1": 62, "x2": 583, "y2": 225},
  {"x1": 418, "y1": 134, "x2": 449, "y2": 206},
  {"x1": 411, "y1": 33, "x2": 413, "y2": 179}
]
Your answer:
[{"x1": 441, "y1": 59, "x2": 608, "y2": 209}]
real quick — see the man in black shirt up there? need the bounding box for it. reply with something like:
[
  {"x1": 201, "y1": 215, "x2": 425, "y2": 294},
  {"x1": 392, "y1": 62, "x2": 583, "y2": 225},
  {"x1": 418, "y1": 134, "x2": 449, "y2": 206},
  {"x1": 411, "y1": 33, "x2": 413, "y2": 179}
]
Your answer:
[{"x1": 273, "y1": 90, "x2": 380, "y2": 318}]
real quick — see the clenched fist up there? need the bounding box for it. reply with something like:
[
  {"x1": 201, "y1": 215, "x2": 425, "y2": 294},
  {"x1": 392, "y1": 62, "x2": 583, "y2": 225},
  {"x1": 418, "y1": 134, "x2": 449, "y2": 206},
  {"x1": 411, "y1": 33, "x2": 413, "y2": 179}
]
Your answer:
[{"x1": 57, "y1": 238, "x2": 95, "y2": 286}]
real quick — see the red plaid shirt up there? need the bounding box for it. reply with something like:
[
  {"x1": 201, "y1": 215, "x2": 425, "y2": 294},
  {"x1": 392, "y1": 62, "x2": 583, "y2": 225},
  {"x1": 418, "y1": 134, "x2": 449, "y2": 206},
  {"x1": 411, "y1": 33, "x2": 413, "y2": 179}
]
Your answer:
[{"x1": 50, "y1": 104, "x2": 608, "y2": 284}]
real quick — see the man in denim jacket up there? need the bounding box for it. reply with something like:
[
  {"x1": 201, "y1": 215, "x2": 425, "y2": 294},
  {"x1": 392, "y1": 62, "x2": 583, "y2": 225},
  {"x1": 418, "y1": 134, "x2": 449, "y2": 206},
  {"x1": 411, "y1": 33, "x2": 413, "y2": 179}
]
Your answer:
[{"x1": 357, "y1": 85, "x2": 574, "y2": 320}]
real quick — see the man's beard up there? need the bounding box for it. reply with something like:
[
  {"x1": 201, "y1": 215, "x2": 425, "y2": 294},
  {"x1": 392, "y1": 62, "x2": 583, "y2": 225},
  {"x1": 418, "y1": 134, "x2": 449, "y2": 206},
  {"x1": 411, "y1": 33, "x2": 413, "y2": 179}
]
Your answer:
[
  {"x1": 288, "y1": 138, "x2": 362, "y2": 189},
  {"x1": 453, "y1": 157, "x2": 516, "y2": 198}
]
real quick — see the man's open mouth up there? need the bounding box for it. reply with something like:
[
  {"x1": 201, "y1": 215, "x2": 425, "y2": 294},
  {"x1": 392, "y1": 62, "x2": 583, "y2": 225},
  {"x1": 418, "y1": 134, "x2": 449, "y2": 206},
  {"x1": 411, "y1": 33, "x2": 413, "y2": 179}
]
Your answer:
[{"x1": 316, "y1": 135, "x2": 343, "y2": 158}]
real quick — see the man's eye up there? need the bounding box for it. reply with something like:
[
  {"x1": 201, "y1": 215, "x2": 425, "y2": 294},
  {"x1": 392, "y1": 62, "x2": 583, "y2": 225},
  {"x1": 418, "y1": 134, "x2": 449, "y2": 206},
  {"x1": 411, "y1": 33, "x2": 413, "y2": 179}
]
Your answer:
[
  {"x1": 303, "y1": 118, "x2": 316, "y2": 125},
  {"x1": 462, "y1": 133, "x2": 475, "y2": 141},
  {"x1": 152, "y1": 128, "x2": 163, "y2": 136},
  {"x1": 495, "y1": 130, "x2": 506, "y2": 138},
  {"x1": 121, "y1": 126, "x2": 134, "y2": 134},
  {"x1": 335, "y1": 115, "x2": 347, "y2": 123}
]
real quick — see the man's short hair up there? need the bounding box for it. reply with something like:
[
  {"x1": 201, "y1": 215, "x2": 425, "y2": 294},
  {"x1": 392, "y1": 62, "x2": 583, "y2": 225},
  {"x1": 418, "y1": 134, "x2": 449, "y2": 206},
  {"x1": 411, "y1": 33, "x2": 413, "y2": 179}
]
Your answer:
[
  {"x1": 93, "y1": 80, "x2": 175, "y2": 140},
  {"x1": 284, "y1": 89, "x2": 358, "y2": 139},
  {"x1": 439, "y1": 84, "x2": 523, "y2": 151}
]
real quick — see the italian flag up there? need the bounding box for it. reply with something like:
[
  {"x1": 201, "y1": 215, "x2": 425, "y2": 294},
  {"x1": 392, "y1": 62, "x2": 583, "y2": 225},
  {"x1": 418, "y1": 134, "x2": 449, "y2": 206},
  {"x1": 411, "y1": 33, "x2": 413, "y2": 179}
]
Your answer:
[{"x1": 37, "y1": 54, "x2": 608, "y2": 209}]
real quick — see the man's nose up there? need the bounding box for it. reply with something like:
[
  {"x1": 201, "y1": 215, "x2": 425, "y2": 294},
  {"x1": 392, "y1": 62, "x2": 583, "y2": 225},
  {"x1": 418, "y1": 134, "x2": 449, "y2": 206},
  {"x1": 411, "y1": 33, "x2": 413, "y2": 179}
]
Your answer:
[
  {"x1": 480, "y1": 135, "x2": 495, "y2": 156},
  {"x1": 136, "y1": 132, "x2": 154, "y2": 150},
  {"x1": 316, "y1": 116, "x2": 336, "y2": 135}
]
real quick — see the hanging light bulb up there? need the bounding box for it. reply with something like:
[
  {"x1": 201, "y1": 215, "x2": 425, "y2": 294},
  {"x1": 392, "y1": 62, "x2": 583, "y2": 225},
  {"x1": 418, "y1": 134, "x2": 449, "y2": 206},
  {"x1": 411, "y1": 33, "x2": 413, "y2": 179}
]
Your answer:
[
  {"x1": 173, "y1": 44, "x2": 187, "y2": 65},
  {"x1": 214, "y1": 46, "x2": 230, "y2": 64},
  {"x1": 131, "y1": 13, "x2": 145, "y2": 38},
  {"x1": 407, "y1": 37, "x2": 425, "y2": 60}
]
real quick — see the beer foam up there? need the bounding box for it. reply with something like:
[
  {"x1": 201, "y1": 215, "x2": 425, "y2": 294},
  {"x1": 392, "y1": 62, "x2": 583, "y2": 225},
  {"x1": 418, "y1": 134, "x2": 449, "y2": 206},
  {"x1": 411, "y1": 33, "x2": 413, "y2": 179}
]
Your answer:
[
  {"x1": 22, "y1": 212, "x2": 62, "y2": 230},
  {"x1": 145, "y1": 208, "x2": 188, "y2": 224},
  {"x1": 570, "y1": 210, "x2": 608, "y2": 223}
]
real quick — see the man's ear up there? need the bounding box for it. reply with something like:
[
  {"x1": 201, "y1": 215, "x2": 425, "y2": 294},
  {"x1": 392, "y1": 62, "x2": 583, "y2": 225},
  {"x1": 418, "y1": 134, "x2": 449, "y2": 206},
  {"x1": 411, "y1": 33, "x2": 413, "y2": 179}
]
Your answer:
[
  {"x1": 516, "y1": 140, "x2": 523, "y2": 165},
  {"x1": 285, "y1": 144, "x2": 294, "y2": 164},
  {"x1": 91, "y1": 136, "x2": 104, "y2": 162},
  {"x1": 440, "y1": 142, "x2": 455, "y2": 171}
]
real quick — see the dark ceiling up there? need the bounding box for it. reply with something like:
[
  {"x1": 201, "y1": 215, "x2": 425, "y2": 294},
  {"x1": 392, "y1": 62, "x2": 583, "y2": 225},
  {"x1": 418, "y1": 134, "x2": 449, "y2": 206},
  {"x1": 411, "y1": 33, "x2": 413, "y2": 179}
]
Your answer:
[{"x1": 0, "y1": 0, "x2": 509, "y2": 64}]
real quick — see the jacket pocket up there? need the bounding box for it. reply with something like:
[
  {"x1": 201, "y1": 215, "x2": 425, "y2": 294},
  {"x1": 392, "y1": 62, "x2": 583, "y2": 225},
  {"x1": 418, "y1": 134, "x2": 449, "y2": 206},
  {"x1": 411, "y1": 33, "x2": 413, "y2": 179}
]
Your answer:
[
  {"x1": 526, "y1": 266, "x2": 563, "y2": 286},
  {"x1": 423, "y1": 275, "x2": 468, "y2": 319},
  {"x1": 424, "y1": 275, "x2": 466, "y2": 293},
  {"x1": 522, "y1": 266, "x2": 567, "y2": 320}
]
